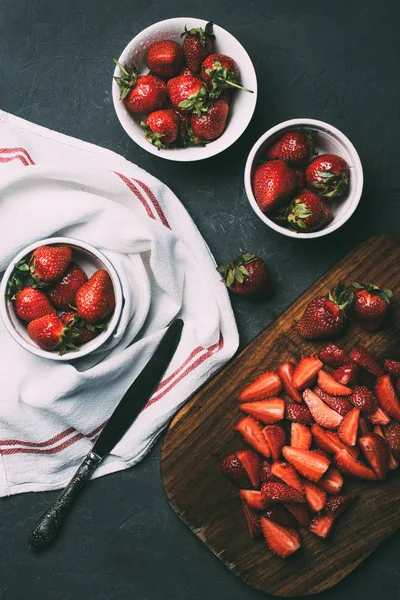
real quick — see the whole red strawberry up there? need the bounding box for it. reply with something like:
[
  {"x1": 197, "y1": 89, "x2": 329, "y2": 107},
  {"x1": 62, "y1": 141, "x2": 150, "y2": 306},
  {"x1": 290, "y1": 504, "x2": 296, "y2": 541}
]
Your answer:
[
  {"x1": 113, "y1": 61, "x2": 167, "y2": 114},
  {"x1": 27, "y1": 313, "x2": 75, "y2": 354},
  {"x1": 306, "y1": 154, "x2": 349, "y2": 198},
  {"x1": 30, "y1": 245, "x2": 72, "y2": 283},
  {"x1": 217, "y1": 252, "x2": 273, "y2": 299},
  {"x1": 201, "y1": 53, "x2": 253, "y2": 97},
  {"x1": 267, "y1": 131, "x2": 315, "y2": 166},
  {"x1": 47, "y1": 262, "x2": 88, "y2": 310},
  {"x1": 167, "y1": 74, "x2": 208, "y2": 115},
  {"x1": 142, "y1": 109, "x2": 180, "y2": 149},
  {"x1": 61, "y1": 312, "x2": 106, "y2": 345},
  {"x1": 252, "y1": 160, "x2": 297, "y2": 213},
  {"x1": 15, "y1": 287, "x2": 56, "y2": 322},
  {"x1": 297, "y1": 282, "x2": 353, "y2": 339},
  {"x1": 75, "y1": 270, "x2": 115, "y2": 324},
  {"x1": 181, "y1": 21, "x2": 214, "y2": 73},
  {"x1": 286, "y1": 189, "x2": 333, "y2": 233},
  {"x1": 146, "y1": 40, "x2": 183, "y2": 78},
  {"x1": 191, "y1": 99, "x2": 229, "y2": 141},
  {"x1": 352, "y1": 282, "x2": 393, "y2": 330}
]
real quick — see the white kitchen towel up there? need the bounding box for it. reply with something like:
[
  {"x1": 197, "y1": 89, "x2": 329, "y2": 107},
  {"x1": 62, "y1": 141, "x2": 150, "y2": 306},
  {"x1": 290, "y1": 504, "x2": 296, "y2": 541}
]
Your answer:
[{"x1": 0, "y1": 109, "x2": 239, "y2": 497}]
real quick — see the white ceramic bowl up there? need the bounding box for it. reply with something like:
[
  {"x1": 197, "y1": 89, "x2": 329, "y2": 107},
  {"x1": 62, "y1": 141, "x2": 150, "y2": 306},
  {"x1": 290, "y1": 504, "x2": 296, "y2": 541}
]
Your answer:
[
  {"x1": 244, "y1": 118, "x2": 364, "y2": 239},
  {"x1": 112, "y1": 17, "x2": 257, "y2": 161},
  {"x1": 0, "y1": 237, "x2": 124, "y2": 361}
]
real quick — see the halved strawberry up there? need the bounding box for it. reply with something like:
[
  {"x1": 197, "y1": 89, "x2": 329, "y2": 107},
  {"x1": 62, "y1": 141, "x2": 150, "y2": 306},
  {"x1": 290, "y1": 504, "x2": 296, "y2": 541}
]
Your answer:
[
  {"x1": 238, "y1": 371, "x2": 282, "y2": 402},
  {"x1": 285, "y1": 403, "x2": 314, "y2": 425},
  {"x1": 271, "y1": 461, "x2": 304, "y2": 493},
  {"x1": 309, "y1": 512, "x2": 335, "y2": 539},
  {"x1": 261, "y1": 517, "x2": 301, "y2": 558},
  {"x1": 358, "y1": 416, "x2": 371, "y2": 437},
  {"x1": 375, "y1": 375, "x2": 400, "y2": 421},
  {"x1": 338, "y1": 407, "x2": 360, "y2": 446},
  {"x1": 311, "y1": 423, "x2": 359, "y2": 458},
  {"x1": 240, "y1": 398, "x2": 285, "y2": 424},
  {"x1": 313, "y1": 387, "x2": 352, "y2": 416},
  {"x1": 260, "y1": 460, "x2": 276, "y2": 482},
  {"x1": 350, "y1": 346, "x2": 384, "y2": 377},
  {"x1": 317, "y1": 370, "x2": 352, "y2": 396},
  {"x1": 318, "y1": 343, "x2": 350, "y2": 368},
  {"x1": 359, "y1": 433, "x2": 389, "y2": 480},
  {"x1": 263, "y1": 505, "x2": 298, "y2": 529},
  {"x1": 235, "y1": 416, "x2": 271, "y2": 458},
  {"x1": 241, "y1": 500, "x2": 262, "y2": 538},
  {"x1": 236, "y1": 450, "x2": 260, "y2": 488},
  {"x1": 290, "y1": 423, "x2": 312, "y2": 450},
  {"x1": 368, "y1": 407, "x2": 390, "y2": 425},
  {"x1": 325, "y1": 431, "x2": 360, "y2": 458},
  {"x1": 262, "y1": 425, "x2": 286, "y2": 461},
  {"x1": 384, "y1": 359, "x2": 400, "y2": 377},
  {"x1": 303, "y1": 480, "x2": 327, "y2": 512},
  {"x1": 292, "y1": 356, "x2": 323, "y2": 390},
  {"x1": 334, "y1": 363, "x2": 359, "y2": 386},
  {"x1": 277, "y1": 362, "x2": 302, "y2": 402},
  {"x1": 325, "y1": 493, "x2": 357, "y2": 517},
  {"x1": 220, "y1": 454, "x2": 251, "y2": 487},
  {"x1": 334, "y1": 448, "x2": 378, "y2": 480},
  {"x1": 284, "y1": 503, "x2": 310, "y2": 527},
  {"x1": 282, "y1": 446, "x2": 330, "y2": 482},
  {"x1": 375, "y1": 424, "x2": 399, "y2": 469},
  {"x1": 383, "y1": 421, "x2": 400, "y2": 459},
  {"x1": 350, "y1": 386, "x2": 376, "y2": 416},
  {"x1": 319, "y1": 467, "x2": 344, "y2": 495},
  {"x1": 261, "y1": 482, "x2": 306, "y2": 504},
  {"x1": 303, "y1": 389, "x2": 343, "y2": 430},
  {"x1": 239, "y1": 489, "x2": 265, "y2": 510}
]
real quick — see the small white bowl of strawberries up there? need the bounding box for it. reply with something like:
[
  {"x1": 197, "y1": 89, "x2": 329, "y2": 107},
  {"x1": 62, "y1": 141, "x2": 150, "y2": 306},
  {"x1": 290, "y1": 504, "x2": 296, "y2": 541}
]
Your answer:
[
  {"x1": 0, "y1": 238, "x2": 123, "y2": 361},
  {"x1": 112, "y1": 17, "x2": 257, "y2": 161},
  {"x1": 244, "y1": 118, "x2": 363, "y2": 238}
]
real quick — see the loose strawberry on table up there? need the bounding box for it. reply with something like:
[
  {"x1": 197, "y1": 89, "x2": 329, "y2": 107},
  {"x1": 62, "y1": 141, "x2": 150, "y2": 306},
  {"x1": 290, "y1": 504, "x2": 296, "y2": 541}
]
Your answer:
[
  {"x1": 146, "y1": 40, "x2": 183, "y2": 78},
  {"x1": 217, "y1": 252, "x2": 273, "y2": 299},
  {"x1": 253, "y1": 159, "x2": 297, "y2": 213},
  {"x1": 181, "y1": 21, "x2": 214, "y2": 73},
  {"x1": 352, "y1": 282, "x2": 393, "y2": 330},
  {"x1": 306, "y1": 153, "x2": 349, "y2": 198},
  {"x1": 267, "y1": 131, "x2": 315, "y2": 166},
  {"x1": 142, "y1": 109, "x2": 180, "y2": 149},
  {"x1": 114, "y1": 61, "x2": 168, "y2": 114}
]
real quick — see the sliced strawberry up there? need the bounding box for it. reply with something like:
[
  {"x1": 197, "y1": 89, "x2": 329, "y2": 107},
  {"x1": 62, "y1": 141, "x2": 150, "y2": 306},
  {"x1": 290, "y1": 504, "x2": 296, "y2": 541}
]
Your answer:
[
  {"x1": 261, "y1": 517, "x2": 301, "y2": 558},
  {"x1": 359, "y1": 433, "x2": 389, "y2": 480},
  {"x1": 303, "y1": 480, "x2": 327, "y2": 512},
  {"x1": 309, "y1": 512, "x2": 335, "y2": 539},
  {"x1": 317, "y1": 370, "x2": 352, "y2": 396},
  {"x1": 350, "y1": 386, "x2": 376, "y2": 416},
  {"x1": 375, "y1": 424, "x2": 399, "y2": 469},
  {"x1": 319, "y1": 343, "x2": 350, "y2": 368},
  {"x1": 350, "y1": 346, "x2": 384, "y2": 377},
  {"x1": 261, "y1": 482, "x2": 306, "y2": 504},
  {"x1": 303, "y1": 388, "x2": 343, "y2": 430},
  {"x1": 334, "y1": 448, "x2": 378, "y2": 480},
  {"x1": 334, "y1": 363, "x2": 359, "y2": 386},
  {"x1": 313, "y1": 387, "x2": 352, "y2": 416},
  {"x1": 384, "y1": 359, "x2": 400, "y2": 377},
  {"x1": 220, "y1": 454, "x2": 251, "y2": 487},
  {"x1": 383, "y1": 421, "x2": 400, "y2": 459},
  {"x1": 338, "y1": 407, "x2": 360, "y2": 446},
  {"x1": 311, "y1": 423, "x2": 359, "y2": 458},
  {"x1": 241, "y1": 500, "x2": 262, "y2": 538},
  {"x1": 263, "y1": 505, "x2": 297, "y2": 529},
  {"x1": 325, "y1": 431, "x2": 360, "y2": 458},
  {"x1": 260, "y1": 460, "x2": 276, "y2": 482},
  {"x1": 236, "y1": 450, "x2": 260, "y2": 488},
  {"x1": 284, "y1": 503, "x2": 310, "y2": 527},
  {"x1": 262, "y1": 425, "x2": 286, "y2": 461},
  {"x1": 325, "y1": 493, "x2": 357, "y2": 517},
  {"x1": 368, "y1": 407, "x2": 390, "y2": 425},
  {"x1": 271, "y1": 461, "x2": 304, "y2": 493},
  {"x1": 292, "y1": 356, "x2": 323, "y2": 390},
  {"x1": 238, "y1": 371, "x2": 282, "y2": 402},
  {"x1": 285, "y1": 403, "x2": 314, "y2": 425},
  {"x1": 358, "y1": 416, "x2": 371, "y2": 437},
  {"x1": 239, "y1": 489, "x2": 265, "y2": 510},
  {"x1": 240, "y1": 398, "x2": 285, "y2": 424},
  {"x1": 319, "y1": 467, "x2": 344, "y2": 495},
  {"x1": 291, "y1": 423, "x2": 312, "y2": 450},
  {"x1": 277, "y1": 362, "x2": 302, "y2": 402},
  {"x1": 282, "y1": 446, "x2": 330, "y2": 482},
  {"x1": 235, "y1": 416, "x2": 271, "y2": 458},
  {"x1": 375, "y1": 375, "x2": 400, "y2": 421}
]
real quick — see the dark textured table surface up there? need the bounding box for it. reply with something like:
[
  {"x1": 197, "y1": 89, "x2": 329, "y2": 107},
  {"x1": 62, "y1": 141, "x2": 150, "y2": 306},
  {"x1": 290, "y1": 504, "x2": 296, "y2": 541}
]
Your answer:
[{"x1": 1, "y1": 1, "x2": 400, "y2": 598}]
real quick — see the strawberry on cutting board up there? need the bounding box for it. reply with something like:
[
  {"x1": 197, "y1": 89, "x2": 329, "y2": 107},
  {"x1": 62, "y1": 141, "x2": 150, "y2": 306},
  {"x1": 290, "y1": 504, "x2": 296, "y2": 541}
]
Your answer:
[
  {"x1": 297, "y1": 282, "x2": 353, "y2": 339},
  {"x1": 352, "y1": 282, "x2": 393, "y2": 330},
  {"x1": 238, "y1": 371, "x2": 282, "y2": 402},
  {"x1": 75, "y1": 270, "x2": 115, "y2": 324},
  {"x1": 240, "y1": 398, "x2": 285, "y2": 424},
  {"x1": 260, "y1": 516, "x2": 301, "y2": 558},
  {"x1": 277, "y1": 362, "x2": 302, "y2": 402},
  {"x1": 217, "y1": 252, "x2": 273, "y2": 299}
]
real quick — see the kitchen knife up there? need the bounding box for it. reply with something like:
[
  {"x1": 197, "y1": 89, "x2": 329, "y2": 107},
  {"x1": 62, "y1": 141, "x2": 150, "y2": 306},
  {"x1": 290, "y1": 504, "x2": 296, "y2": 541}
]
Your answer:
[{"x1": 28, "y1": 318, "x2": 183, "y2": 552}]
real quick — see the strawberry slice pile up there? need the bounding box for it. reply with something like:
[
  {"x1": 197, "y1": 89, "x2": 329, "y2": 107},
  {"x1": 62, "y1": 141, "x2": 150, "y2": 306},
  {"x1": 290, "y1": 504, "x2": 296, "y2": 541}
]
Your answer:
[{"x1": 220, "y1": 343, "x2": 400, "y2": 558}]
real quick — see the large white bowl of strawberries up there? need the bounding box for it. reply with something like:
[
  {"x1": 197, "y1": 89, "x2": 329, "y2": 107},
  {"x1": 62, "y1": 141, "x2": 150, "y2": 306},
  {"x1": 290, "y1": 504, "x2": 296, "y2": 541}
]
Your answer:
[
  {"x1": 0, "y1": 238, "x2": 123, "y2": 361},
  {"x1": 244, "y1": 118, "x2": 363, "y2": 238},
  {"x1": 112, "y1": 17, "x2": 257, "y2": 161}
]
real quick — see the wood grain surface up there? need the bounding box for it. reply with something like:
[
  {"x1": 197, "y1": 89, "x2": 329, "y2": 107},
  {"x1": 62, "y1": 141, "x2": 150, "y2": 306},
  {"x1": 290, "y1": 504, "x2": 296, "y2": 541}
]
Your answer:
[{"x1": 161, "y1": 234, "x2": 400, "y2": 597}]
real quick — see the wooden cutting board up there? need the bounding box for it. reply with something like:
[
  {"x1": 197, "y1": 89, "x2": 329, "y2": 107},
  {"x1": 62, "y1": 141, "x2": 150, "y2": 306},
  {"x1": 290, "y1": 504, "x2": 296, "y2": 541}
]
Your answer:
[{"x1": 161, "y1": 234, "x2": 400, "y2": 597}]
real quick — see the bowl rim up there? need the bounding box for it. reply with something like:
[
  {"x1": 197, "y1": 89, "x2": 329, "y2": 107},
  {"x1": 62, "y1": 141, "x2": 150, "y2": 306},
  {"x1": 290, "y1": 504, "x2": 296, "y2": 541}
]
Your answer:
[
  {"x1": 112, "y1": 16, "x2": 258, "y2": 162},
  {"x1": 0, "y1": 237, "x2": 124, "y2": 361},
  {"x1": 244, "y1": 117, "x2": 364, "y2": 239}
]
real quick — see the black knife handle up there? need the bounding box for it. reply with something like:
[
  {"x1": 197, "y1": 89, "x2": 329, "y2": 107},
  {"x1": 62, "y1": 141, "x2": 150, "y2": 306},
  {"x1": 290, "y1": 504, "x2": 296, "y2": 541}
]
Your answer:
[{"x1": 28, "y1": 451, "x2": 102, "y2": 552}]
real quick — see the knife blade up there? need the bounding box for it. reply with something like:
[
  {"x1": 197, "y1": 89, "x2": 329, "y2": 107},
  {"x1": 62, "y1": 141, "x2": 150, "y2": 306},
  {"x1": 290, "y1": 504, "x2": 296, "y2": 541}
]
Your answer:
[{"x1": 28, "y1": 318, "x2": 183, "y2": 552}]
